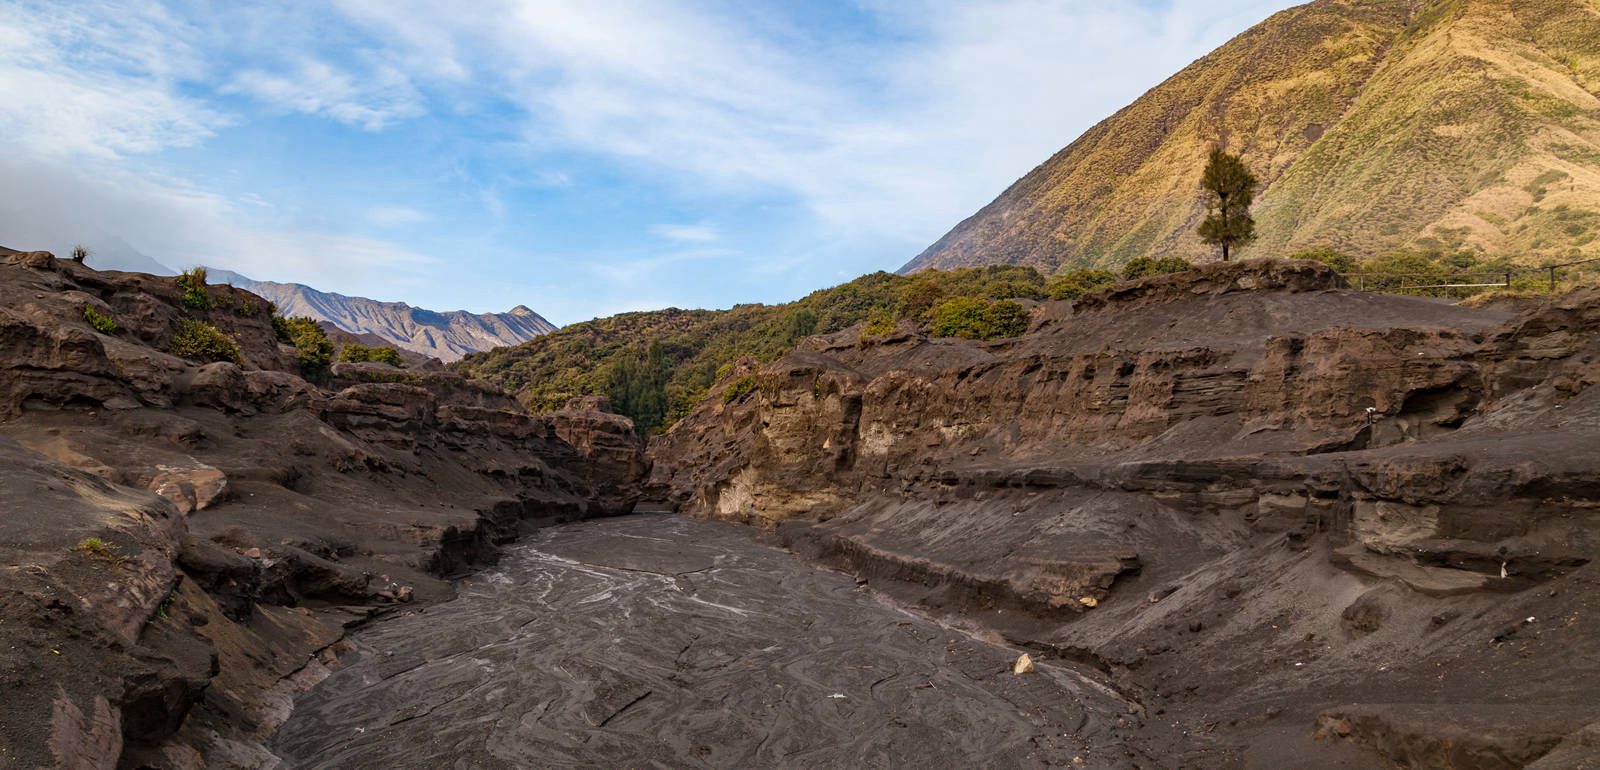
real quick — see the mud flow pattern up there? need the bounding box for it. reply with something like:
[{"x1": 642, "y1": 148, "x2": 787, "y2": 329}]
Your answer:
[{"x1": 270, "y1": 514, "x2": 1139, "y2": 768}]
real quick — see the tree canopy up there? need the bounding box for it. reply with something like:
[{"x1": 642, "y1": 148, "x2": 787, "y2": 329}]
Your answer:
[{"x1": 1197, "y1": 149, "x2": 1258, "y2": 261}]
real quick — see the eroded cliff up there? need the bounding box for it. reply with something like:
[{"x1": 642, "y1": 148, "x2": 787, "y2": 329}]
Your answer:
[
  {"x1": 651, "y1": 259, "x2": 1600, "y2": 767},
  {"x1": 0, "y1": 252, "x2": 648, "y2": 768}
]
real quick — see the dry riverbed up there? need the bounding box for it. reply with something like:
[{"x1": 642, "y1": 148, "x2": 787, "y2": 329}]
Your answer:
[{"x1": 270, "y1": 514, "x2": 1141, "y2": 768}]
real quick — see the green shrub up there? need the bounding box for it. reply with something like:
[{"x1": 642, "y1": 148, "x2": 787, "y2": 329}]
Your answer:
[
  {"x1": 861, "y1": 309, "x2": 896, "y2": 336},
  {"x1": 983, "y1": 300, "x2": 1030, "y2": 338},
  {"x1": 171, "y1": 320, "x2": 243, "y2": 364},
  {"x1": 897, "y1": 280, "x2": 947, "y2": 319},
  {"x1": 74, "y1": 537, "x2": 125, "y2": 565},
  {"x1": 82, "y1": 305, "x2": 117, "y2": 334},
  {"x1": 1121, "y1": 257, "x2": 1160, "y2": 280},
  {"x1": 1153, "y1": 257, "x2": 1192, "y2": 274},
  {"x1": 930, "y1": 296, "x2": 992, "y2": 339},
  {"x1": 238, "y1": 298, "x2": 258, "y2": 317},
  {"x1": 339, "y1": 343, "x2": 405, "y2": 367},
  {"x1": 1047, "y1": 268, "x2": 1117, "y2": 300},
  {"x1": 1123, "y1": 256, "x2": 1191, "y2": 280},
  {"x1": 274, "y1": 316, "x2": 333, "y2": 374},
  {"x1": 723, "y1": 375, "x2": 756, "y2": 404},
  {"x1": 176, "y1": 267, "x2": 212, "y2": 311},
  {"x1": 1288, "y1": 247, "x2": 1358, "y2": 272}
]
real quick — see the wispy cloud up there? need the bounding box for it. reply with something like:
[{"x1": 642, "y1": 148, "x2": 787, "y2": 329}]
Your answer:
[
  {"x1": 224, "y1": 57, "x2": 424, "y2": 131},
  {"x1": 650, "y1": 222, "x2": 720, "y2": 242},
  {"x1": 368, "y1": 206, "x2": 433, "y2": 226},
  {"x1": 0, "y1": 2, "x2": 227, "y2": 157}
]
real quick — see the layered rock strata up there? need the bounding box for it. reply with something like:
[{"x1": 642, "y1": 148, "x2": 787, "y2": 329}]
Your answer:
[
  {"x1": 651, "y1": 259, "x2": 1600, "y2": 767},
  {"x1": 0, "y1": 253, "x2": 647, "y2": 768}
]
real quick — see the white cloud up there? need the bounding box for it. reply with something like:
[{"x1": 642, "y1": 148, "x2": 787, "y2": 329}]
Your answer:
[
  {"x1": 0, "y1": 154, "x2": 434, "y2": 294},
  {"x1": 224, "y1": 57, "x2": 424, "y2": 131},
  {"x1": 0, "y1": 2, "x2": 228, "y2": 158},
  {"x1": 650, "y1": 223, "x2": 720, "y2": 242},
  {"x1": 321, "y1": 0, "x2": 1295, "y2": 246},
  {"x1": 368, "y1": 206, "x2": 434, "y2": 226}
]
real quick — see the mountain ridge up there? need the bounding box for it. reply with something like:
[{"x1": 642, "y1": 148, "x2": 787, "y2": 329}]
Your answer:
[
  {"x1": 903, "y1": 0, "x2": 1600, "y2": 274},
  {"x1": 207, "y1": 268, "x2": 557, "y2": 362}
]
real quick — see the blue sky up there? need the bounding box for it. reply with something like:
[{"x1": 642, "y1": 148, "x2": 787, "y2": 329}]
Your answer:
[{"x1": 0, "y1": 0, "x2": 1296, "y2": 325}]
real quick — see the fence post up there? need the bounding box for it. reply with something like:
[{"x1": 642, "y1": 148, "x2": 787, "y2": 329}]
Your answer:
[{"x1": 1505, "y1": 272, "x2": 1511, "y2": 289}]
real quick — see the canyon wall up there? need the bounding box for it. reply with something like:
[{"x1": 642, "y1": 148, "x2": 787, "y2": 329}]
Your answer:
[
  {"x1": 651, "y1": 259, "x2": 1600, "y2": 767},
  {"x1": 0, "y1": 252, "x2": 647, "y2": 768}
]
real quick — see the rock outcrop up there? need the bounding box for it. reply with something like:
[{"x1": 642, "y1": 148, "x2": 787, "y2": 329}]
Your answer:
[
  {"x1": 651, "y1": 259, "x2": 1600, "y2": 767},
  {"x1": 0, "y1": 252, "x2": 648, "y2": 768}
]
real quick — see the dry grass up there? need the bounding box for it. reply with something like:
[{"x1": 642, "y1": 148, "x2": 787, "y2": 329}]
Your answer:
[{"x1": 74, "y1": 537, "x2": 126, "y2": 566}]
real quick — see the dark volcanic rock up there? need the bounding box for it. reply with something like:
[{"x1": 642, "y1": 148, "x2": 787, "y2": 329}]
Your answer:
[
  {"x1": 0, "y1": 253, "x2": 650, "y2": 767},
  {"x1": 650, "y1": 259, "x2": 1600, "y2": 767}
]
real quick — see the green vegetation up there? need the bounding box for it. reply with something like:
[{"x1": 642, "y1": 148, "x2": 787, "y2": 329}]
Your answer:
[
  {"x1": 454, "y1": 266, "x2": 1058, "y2": 433},
  {"x1": 339, "y1": 343, "x2": 405, "y2": 367},
  {"x1": 274, "y1": 316, "x2": 334, "y2": 374},
  {"x1": 1198, "y1": 148, "x2": 1258, "y2": 261},
  {"x1": 860, "y1": 309, "x2": 896, "y2": 337},
  {"x1": 1524, "y1": 170, "x2": 1570, "y2": 202},
  {"x1": 1287, "y1": 248, "x2": 1358, "y2": 272},
  {"x1": 75, "y1": 537, "x2": 125, "y2": 565},
  {"x1": 171, "y1": 320, "x2": 243, "y2": 365},
  {"x1": 929, "y1": 297, "x2": 991, "y2": 339},
  {"x1": 1300, "y1": 245, "x2": 1600, "y2": 299},
  {"x1": 1047, "y1": 269, "x2": 1116, "y2": 300},
  {"x1": 82, "y1": 305, "x2": 117, "y2": 334},
  {"x1": 929, "y1": 297, "x2": 1030, "y2": 340},
  {"x1": 176, "y1": 267, "x2": 213, "y2": 311},
  {"x1": 1121, "y1": 257, "x2": 1193, "y2": 281},
  {"x1": 70, "y1": 245, "x2": 89, "y2": 264},
  {"x1": 723, "y1": 375, "x2": 757, "y2": 404}
]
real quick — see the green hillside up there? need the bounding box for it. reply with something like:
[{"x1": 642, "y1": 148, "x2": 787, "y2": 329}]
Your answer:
[
  {"x1": 903, "y1": 0, "x2": 1600, "y2": 274},
  {"x1": 452, "y1": 266, "x2": 1073, "y2": 433}
]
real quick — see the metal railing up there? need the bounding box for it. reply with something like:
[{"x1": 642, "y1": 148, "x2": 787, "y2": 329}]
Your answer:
[{"x1": 1340, "y1": 256, "x2": 1600, "y2": 293}]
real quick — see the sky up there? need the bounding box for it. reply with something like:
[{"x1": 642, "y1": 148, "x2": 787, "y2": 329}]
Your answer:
[{"x1": 0, "y1": 0, "x2": 1298, "y2": 326}]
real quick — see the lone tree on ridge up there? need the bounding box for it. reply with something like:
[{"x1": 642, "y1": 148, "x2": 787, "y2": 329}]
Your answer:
[{"x1": 1197, "y1": 148, "x2": 1257, "y2": 261}]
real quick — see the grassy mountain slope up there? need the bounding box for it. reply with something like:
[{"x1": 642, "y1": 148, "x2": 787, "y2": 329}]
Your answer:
[{"x1": 903, "y1": 0, "x2": 1600, "y2": 274}]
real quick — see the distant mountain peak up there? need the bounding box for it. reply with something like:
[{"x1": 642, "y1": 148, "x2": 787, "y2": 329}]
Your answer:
[{"x1": 207, "y1": 268, "x2": 557, "y2": 361}]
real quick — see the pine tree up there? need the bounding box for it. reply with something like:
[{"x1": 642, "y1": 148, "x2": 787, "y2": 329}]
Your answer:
[{"x1": 1197, "y1": 148, "x2": 1258, "y2": 261}]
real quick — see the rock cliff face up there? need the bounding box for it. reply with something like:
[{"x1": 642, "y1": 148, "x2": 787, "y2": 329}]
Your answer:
[
  {"x1": 651, "y1": 259, "x2": 1600, "y2": 766},
  {"x1": 0, "y1": 253, "x2": 646, "y2": 768}
]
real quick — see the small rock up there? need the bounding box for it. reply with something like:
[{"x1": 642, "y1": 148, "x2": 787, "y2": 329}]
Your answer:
[
  {"x1": 1079, "y1": 596, "x2": 1098, "y2": 608},
  {"x1": 241, "y1": 548, "x2": 262, "y2": 559},
  {"x1": 1013, "y1": 653, "x2": 1035, "y2": 675},
  {"x1": 1188, "y1": 620, "x2": 1203, "y2": 633}
]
